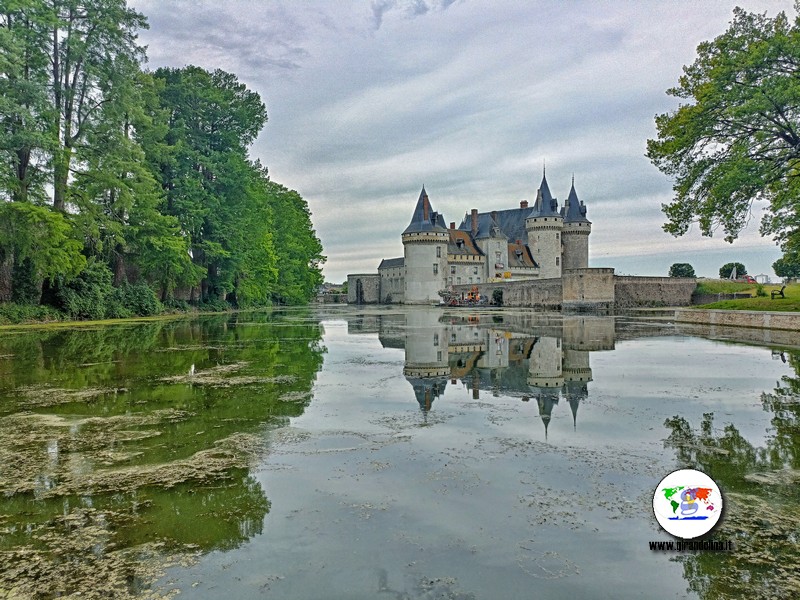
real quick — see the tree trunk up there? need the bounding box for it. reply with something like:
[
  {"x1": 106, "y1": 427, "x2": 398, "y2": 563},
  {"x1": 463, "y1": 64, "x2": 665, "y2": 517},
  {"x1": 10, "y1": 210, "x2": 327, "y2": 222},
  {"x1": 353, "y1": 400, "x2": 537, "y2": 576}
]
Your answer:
[
  {"x1": 113, "y1": 245, "x2": 127, "y2": 286},
  {"x1": 0, "y1": 249, "x2": 14, "y2": 303},
  {"x1": 53, "y1": 146, "x2": 70, "y2": 211},
  {"x1": 14, "y1": 148, "x2": 31, "y2": 203}
]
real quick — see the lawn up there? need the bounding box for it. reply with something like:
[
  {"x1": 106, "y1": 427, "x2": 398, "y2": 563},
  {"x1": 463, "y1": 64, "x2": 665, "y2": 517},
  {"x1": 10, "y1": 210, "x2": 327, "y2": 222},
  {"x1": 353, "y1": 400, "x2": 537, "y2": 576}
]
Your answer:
[{"x1": 697, "y1": 282, "x2": 800, "y2": 312}]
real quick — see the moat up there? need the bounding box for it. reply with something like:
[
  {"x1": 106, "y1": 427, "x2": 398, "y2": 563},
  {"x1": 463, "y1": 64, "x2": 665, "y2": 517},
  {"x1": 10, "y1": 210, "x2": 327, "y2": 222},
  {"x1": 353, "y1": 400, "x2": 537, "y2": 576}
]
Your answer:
[{"x1": 1, "y1": 307, "x2": 798, "y2": 599}]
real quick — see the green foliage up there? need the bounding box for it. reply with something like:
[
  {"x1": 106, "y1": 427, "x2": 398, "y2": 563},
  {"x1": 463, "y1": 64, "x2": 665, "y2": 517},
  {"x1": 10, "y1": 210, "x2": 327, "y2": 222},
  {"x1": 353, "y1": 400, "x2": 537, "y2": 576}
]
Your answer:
[
  {"x1": 647, "y1": 6, "x2": 800, "y2": 252},
  {"x1": 668, "y1": 263, "x2": 696, "y2": 277},
  {"x1": 719, "y1": 262, "x2": 747, "y2": 278},
  {"x1": 57, "y1": 260, "x2": 115, "y2": 320},
  {"x1": 755, "y1": 283, "x2": 768, "y2": 297},
  {"x1": 492, "y1": 289, "x2": 504, "y2": 305},
  {"x1": 773, "y1": 252, "x2": 800, "y2": 279},
  {"x1": 0, "y1": 202, "x2": 86, "y2": 286},
  {"x1": 0, "y1": 303, "x2": 65, "y2": 325},
  {"x1": 109, "y1": 282, "x2": 162, "y2": 317},
  {"x1": 698, "y1": 283, "x2": 800, "y2": 311},
  {"x1": 0, "y1": 10, "x2": 324, "y2": 318},
  {"x1": 694, "y1": 279, "x2": 755, "y2": 294}
]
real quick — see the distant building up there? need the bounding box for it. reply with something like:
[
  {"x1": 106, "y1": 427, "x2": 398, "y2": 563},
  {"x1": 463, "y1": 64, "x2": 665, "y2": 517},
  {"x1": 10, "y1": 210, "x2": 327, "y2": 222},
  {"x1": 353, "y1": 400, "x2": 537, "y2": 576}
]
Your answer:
[{"x1": 348, "y1": 170, "x2": 591, "y2": 304}]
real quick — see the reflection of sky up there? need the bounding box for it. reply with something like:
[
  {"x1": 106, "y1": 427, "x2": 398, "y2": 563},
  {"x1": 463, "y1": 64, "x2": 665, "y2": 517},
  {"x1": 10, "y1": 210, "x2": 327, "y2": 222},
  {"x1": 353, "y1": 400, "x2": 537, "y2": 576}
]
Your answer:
[{"x1": 163, "y1": 311, "x2": 794, "y2": 598}]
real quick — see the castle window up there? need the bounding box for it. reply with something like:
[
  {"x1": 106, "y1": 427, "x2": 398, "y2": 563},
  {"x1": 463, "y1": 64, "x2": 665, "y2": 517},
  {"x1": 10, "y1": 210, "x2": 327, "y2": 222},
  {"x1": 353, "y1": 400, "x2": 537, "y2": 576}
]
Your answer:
[
  {"x1": 477, "y1": 277, "x2": 481, "y2": 282},
  {"x1": 556, "y1": 257, "x2": 560, "y2": 266},
  {"x1": 457, "y1": 277, "x2": 461, "y2": 284},
  {"x1": 450, "y1": 265, "x2": 456, "y2": 274},
  {"x1": 473, "y1": 266, "x2": 478, "y2": 275},
  {"x1": 433, "y1": 333, "x2": 439, "y2": 346},
  {"x1": 469, "y1": 277, "x2": 473, "y2": 284},
  {"x1": 433, "y1": 263, "x2": 438, "y2": 275},
  {"x1": 448, "y1": 277, "x2": 453, "y2": 285},
  {"x1": 556, "y1": 233, "x2": 559, "y2": 240},
  {"x1": 437, "y1": 351, "x2": 442, "y2": 362},
  {"x1": 436, "y1": 246, "x2": 441, "y2": 258}
]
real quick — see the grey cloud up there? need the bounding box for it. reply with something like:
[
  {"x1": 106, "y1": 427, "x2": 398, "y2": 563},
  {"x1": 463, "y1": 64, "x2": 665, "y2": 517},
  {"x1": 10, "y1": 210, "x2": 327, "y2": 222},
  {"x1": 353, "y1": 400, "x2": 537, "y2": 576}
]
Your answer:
[
  {"x1": 371, "y1": 0, "x2": 396, "y2": 30},
  {"x1": 132, "y1": 0, "x2": 787, "y2": 282}
]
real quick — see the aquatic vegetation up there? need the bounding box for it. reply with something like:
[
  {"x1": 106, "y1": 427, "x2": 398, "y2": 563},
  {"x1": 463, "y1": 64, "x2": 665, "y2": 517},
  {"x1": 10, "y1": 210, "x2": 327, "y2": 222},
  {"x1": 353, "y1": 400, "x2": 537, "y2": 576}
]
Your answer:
[{"x1": 0, "y1": 312, "x2": 324, "y2": 598}]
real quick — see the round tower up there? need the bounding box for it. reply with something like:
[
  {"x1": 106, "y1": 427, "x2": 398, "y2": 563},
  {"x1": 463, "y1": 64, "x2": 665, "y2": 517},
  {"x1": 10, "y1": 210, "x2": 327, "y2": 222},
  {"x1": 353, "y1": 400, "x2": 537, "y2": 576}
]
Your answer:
[
  {"x1": 402, "y1": 186, "x2": 449, "y2": 304},
  {"x1": 527, "y1": 334, "x2": 564, "y2": 439},
  {"x1": 525, "y1": 170, "x2": 563, "y2": 279},
  {"x1": 561, "y1": 177, "x2": 591, "y2": 270}
]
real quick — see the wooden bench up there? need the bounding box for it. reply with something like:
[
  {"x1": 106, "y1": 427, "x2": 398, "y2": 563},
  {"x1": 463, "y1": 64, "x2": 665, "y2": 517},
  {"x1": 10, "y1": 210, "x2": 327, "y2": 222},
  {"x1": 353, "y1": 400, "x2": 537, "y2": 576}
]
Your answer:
[{"x1": 771, "y1": 285, "x2": 786, "y2": 299}]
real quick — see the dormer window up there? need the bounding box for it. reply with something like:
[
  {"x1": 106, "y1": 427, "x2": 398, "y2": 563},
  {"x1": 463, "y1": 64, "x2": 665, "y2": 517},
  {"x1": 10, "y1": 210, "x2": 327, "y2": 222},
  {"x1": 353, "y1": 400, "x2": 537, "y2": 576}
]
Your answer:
[{"x1": 456, "y1": 239, "x2": 464, "y2": 249}]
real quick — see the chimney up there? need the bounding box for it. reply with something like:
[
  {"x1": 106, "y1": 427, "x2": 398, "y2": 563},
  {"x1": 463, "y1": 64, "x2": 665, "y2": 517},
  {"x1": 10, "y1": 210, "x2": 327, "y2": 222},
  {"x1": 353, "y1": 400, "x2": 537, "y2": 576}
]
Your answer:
[
  {"x1": 423, "y1": 198, "x2": 429, "y2": 221},
  {"x1": 471, "y1": 209, "x2": 478, "y2": 236},
  {"x1": 520, "y1": 200, "x2": 528, "y2": 209},
  {"x1": 450, "y1": 222, "x2": 455, "y2": 229}
]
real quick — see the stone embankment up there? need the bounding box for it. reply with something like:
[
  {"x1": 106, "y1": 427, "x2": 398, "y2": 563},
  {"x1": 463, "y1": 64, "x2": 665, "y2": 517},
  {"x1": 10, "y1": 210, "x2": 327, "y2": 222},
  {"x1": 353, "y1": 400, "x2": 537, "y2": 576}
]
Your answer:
[{"x1": 675, "y1": 309, "x2": 800, "y2": 332}]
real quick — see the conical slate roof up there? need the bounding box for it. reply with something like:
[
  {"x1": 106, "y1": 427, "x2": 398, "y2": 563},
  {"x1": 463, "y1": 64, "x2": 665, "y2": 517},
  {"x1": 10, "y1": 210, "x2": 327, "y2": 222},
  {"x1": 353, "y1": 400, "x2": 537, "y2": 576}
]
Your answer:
[
  {"x1": 528, "y1": 171, "x2": 560, "y2": 218},
  {"x1": 562, "y1": 178, "x2": 590, "y2": 223},
  {"x1": 403, "y1": 186, "x2": 448, "y2": 235}
]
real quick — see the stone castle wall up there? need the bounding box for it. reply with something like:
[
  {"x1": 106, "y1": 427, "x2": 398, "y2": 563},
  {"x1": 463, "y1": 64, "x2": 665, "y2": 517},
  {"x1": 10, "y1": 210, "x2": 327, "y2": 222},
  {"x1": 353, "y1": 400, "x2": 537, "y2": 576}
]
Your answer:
[
  {"x1": 347, "y1": 274, "x2": 381, "y2": 304},
  {"x1": 452, "y1": 278, "x2": 563, "y2": 309},
  {"x1": 562, "y1": 268, "x2": 615, "y2": 310},
  {"x1": 614, "y1": 276, "x2": 696, "y2": 307}
]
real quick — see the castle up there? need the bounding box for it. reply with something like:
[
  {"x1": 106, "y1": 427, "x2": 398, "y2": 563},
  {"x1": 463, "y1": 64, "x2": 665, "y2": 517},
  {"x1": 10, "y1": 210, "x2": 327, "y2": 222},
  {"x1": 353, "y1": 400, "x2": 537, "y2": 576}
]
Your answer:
[{"x1": 349, "y1": 171, "x2": 591, "y2": 304}]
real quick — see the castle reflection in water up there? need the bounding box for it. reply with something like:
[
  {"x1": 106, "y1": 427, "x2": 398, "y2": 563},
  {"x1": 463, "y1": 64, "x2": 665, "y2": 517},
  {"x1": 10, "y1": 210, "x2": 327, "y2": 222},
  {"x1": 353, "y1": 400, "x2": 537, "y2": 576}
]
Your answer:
[{"x1": 348, "y1": 309, "x2": 627, "y2": 437}]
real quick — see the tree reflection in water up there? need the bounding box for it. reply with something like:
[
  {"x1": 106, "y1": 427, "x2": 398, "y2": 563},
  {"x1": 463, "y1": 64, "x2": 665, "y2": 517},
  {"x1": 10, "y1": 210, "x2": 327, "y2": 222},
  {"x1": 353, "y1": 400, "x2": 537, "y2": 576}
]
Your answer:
[
  {"x1": 0, "y1": 311, "x2": 325, "y2": 599},
  {"x1": 664, "y1": 351, "x2": 800, "y2": 599}
]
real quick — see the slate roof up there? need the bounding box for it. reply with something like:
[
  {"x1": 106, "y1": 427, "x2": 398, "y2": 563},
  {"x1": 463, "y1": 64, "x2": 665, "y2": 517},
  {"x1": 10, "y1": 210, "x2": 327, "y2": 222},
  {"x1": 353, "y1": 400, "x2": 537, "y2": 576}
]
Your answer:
[
  {"x1": 379, "y1": 257, "x2": 405, "y2": 269},
  {"x1": 528, "y1": 172, "x2": 561, "y2": 218},
  {"x1": 561, "y1": 179, "x2": 590, "y2": 223},
  {"x1": 403, "y1": 186, "x2": 449, "y2": 235},
  {"x1": 457, "y1": 208, "x2": 529, "y2": 243}
]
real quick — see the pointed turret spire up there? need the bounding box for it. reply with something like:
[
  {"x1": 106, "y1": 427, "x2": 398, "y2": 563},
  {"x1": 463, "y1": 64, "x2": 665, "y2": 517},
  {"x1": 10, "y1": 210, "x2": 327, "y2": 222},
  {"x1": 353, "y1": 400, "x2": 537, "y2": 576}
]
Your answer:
[
  {"x1": 528, "y1": 167, "x2": 560, "y2": 218},
  {"x1": 563, "y1": 177, "x2": 590, "y2": 223},
  {"x1": 403, "y1": 186, "x2": 448, "y2": 234}
]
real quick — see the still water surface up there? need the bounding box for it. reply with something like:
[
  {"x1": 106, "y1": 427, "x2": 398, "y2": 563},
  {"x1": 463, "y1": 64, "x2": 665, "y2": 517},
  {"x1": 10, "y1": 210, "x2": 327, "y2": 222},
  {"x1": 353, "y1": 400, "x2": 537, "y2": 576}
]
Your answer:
[{"x1": 0, "y1": 307, "x2": 798, "y2": 599}]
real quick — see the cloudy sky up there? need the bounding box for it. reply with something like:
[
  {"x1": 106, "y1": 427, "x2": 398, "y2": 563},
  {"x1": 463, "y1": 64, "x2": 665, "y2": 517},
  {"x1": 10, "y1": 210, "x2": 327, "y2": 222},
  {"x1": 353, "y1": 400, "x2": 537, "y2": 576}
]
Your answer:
[{"x1": 131, "y1": 0, "x2": 793, "y2": 282}]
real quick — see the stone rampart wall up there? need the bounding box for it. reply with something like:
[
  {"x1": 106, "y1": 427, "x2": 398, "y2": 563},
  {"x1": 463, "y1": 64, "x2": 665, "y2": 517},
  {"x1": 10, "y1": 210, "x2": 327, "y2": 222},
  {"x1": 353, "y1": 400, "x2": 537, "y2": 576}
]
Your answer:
[
  {"x1": 452, "y1": 278, "x2": 563, "y2": 308},
  {"x1": 614, "y1": 276, "x2": 696, "y2": 307},
  {"x1": 562, "y1": 268, "x2": 615, "y2": 310},
  {"x1": 674, "y1": 309, "x2": 800, "y2": 334},
  {"x1": 347, "y1": 274, "x2": 381, "y2": 304}
]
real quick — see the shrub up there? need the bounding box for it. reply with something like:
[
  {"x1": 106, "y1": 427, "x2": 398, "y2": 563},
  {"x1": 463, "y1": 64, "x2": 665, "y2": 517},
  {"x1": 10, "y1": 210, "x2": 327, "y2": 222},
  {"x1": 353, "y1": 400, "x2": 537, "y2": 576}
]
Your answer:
[
  {"x1": 198, "y1": 297, "x2": 230, "y2": 312},
  {"x1": 110, "y1": 283, "x2": 162, "y2": 316},
  {"x1": 755, "y1": 283, "x2": 767, "y2": 297},
  {"x1": 0, "y1": 303, "x2": 65, "y2": 324},
  {"x1": 56, "y1": 260, "x2": 114, "y2": 319}
]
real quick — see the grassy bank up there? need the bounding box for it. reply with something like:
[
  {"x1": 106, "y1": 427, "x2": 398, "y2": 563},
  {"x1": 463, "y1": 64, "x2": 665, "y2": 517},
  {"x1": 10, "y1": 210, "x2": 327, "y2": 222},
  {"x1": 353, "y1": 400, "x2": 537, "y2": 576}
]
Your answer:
[
  {"x1": 0, "y1": 302, "x2": 228, "y2": 329},
  {"x1": 697, "y1": 282, "x2": 800, "y2": 312}
]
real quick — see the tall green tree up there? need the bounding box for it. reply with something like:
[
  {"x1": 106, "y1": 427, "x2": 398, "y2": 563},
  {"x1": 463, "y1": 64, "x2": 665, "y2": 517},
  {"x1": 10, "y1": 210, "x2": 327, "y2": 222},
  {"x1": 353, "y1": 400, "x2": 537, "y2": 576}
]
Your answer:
[
  {"x1": 0, "y1": 0, "x2": 52, "y2": 203},
  {"x1": 668, "y1": 263, "x2": 696, "y2": 277},
  {"x1": 719, "y1": 261, "x2": 747, "y2": 278},
  {"x1": 148, "y1": 66, "x2": 268, "y2": 302},
  {"x1": 46, "y1": 0, "x2": 148, "y2": 211},
  {"x1": 647, "y1": 6, "x2": 800, "y2": 253},
  {"x1": 773, "y1": 252, "x2": 800, "y2": 279},
  {"x1": 269, "y1": 180, "x2": 325, "y2": 304}
]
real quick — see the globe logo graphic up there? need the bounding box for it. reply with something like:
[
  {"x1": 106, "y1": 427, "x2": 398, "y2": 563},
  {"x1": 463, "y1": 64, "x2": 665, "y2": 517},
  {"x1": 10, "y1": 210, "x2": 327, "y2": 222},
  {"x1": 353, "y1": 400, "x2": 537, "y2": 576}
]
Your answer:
[{"x1": 652, "y1": 468, "x2": 723, "y2": 539}]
